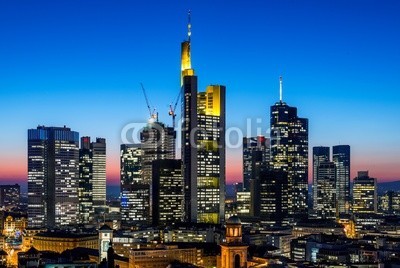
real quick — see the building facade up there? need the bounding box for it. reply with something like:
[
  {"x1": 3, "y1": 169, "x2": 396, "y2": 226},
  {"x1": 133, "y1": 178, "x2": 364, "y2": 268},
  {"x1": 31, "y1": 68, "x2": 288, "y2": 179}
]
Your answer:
[
  {"x1": 28, "y1": 126, "x2": 79, "y2": 228},
  {"x1": 315, "y1": 162, "x2": 336, "y2": 219},
  {"x1": 270, "y1": 78, "x2": 309, "y2": 219},
  {"x1": 180, "y1": 20, "x2": 226, "y2": 224},
  {"x1": 120, "y1": 144, "x2": 149, "y2": 225},
  {"x1": 79, "y1": 136, "x2": 106, "y2": 224},
  {"x1": 353, "y1": 171, "x2": 377, "y2": 214},
  {"x1": 242, "y1": 136, "x2": 270, "y2": 191},
  {"x1": 312, "y1": 146, "x2": 330, "y2": 215},
  {"x1": 151, "y1": 159, "x2": 183, "y2": 226},
  {"x1": 333, "y1": 145, "x2": 350, "y2": 215},
  {"x1": 0, "y1": 184, "x2": 20, "y2": 210}
]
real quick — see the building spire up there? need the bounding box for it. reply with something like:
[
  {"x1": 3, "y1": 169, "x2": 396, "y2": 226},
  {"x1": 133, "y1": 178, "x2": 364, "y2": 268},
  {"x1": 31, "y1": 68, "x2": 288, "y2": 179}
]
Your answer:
[
  {"x1": 279, "y1": 76, "x2": 283, "y2": 102},
  {"x1": 188, "y1": 10, "x2": 192, "y2": 42}
]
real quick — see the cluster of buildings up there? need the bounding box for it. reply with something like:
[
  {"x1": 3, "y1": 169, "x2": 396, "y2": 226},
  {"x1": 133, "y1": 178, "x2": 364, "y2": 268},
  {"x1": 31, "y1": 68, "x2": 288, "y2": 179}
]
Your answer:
[{"x1": 0, "y1": 12, "x2": 400, "y2": 268}]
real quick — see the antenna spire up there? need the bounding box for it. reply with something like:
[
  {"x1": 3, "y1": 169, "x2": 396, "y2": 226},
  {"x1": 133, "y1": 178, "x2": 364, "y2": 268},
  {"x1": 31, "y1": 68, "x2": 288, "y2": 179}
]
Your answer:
[
  {"x1": 187, "y1": 10, "x2": 192, "y2": 41},
  {"x1": 279, "y1": 76, "x2": 283, "y2": 102}
]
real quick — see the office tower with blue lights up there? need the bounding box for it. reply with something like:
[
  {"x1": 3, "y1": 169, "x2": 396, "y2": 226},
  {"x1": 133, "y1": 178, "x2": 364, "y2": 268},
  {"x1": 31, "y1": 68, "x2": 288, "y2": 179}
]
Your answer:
[
  {"x1": 270, "y1": 77, "x2": 309, "y2": 219},
  {"x1": 333, "y1": 145, "x2": 350, "y2": 215},
  {"x1": 79, "y1": 136, "x2": 106, "y2": 224},
  {"x1": 181, "y1": 12, "x2": 226, "y2": 224},
  {"x1": 28, "y1": 126, "x2": 80, "y2": 228},
  {"x1": 243, "y1": 136, "x2": 270, "y2": 191}
]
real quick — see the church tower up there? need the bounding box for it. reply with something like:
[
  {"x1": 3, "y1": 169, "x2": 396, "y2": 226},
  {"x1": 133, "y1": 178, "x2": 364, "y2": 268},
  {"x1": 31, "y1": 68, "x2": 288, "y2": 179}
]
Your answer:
[{"x1": 220, "y1": 216, "x2": 248, "y2": 268}]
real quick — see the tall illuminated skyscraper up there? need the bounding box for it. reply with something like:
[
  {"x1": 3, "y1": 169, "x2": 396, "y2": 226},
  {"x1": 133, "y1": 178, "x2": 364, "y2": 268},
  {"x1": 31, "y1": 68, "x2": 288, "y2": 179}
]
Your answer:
[
  {"x1": 333, "y1": 145, "x2": 350, "y2": 215},
  {"x1": 181, "y1": 12, "x2": 226, "y2": 224},
  {"x1": 28, "y1": 126, "x2": 79, "y2": 228},
  {"x1": 312, "y1": 146, "x2": 330, "y2": 215},
  {"x1": 315, "y1": 162, "x2": 336, "y2": 219},
  {"x1": 352, "y1": 171, "x2": 377, "y2": 214},
  {"x1": 79, "y1": 137, "x2": 106, "y2": 223},
  {"x1": 270, "y1": 78, "x2": 309, "y2": 219},
  {"x1": 242, "y1": 136, "x2": 270, "y2": 191},
  {"x1": 197, "y1": 85, "x2": 226, "y2": 224},
  {"x1": 152, "y1": 159, "x2": 183, "y2": 226},
  {"x1": 120, "y1": 144, "x2": 148, "y2": 224}
]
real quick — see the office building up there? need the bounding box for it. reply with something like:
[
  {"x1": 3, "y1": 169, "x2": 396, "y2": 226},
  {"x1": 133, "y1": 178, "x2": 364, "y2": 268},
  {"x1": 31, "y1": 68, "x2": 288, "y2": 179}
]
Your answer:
[
  {"x1": 312, "y1": 146, "x2": 330, "y2": 213},
  {"x1": 380, "y1": 191, "x2": 400, "y2": 215},
  {"x1": 27, "y1": 126, "x2": 79, "y2": 228},
  {"x1": 243, "y1": 136, "x2": 270, "y2": 191},
  {"x1": 120, "y1": 144, "x2": 149, "y2": 224},
  {"x1": 0, "y1": 184, "x2": 20, "y2": 209},
  {"x1": 315, "y1": 162, "x2": 336, "y2": 219},
  {"x1": 250, "y1": 165, "x2": 288, "y2": 222},
  {"x1": 181, "y1": 14, "x2": 226, "y2": 224},
  {"x1": 353, "y1": 171, "x2": 377, "y2": 214},
  {"x1": 151, "y1": 159, "x2": 183, "y2": 226},
  {"x1": 196, "y1": 85, "x2": 226, "y2": 224},
  {"x1": 333, "y1": 145, "x2": 350, "y2": 215},
  {"x1": 270, "y1": 77, "x2": 309, "y2": 219},
  {"x1": 79, "y1": 137, "x2": 106, "y2": 224}
]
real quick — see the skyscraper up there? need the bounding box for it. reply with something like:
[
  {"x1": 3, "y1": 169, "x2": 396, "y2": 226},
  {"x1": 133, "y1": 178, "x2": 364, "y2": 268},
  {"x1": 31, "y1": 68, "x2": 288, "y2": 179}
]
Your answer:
[
  {"x1": 197, "y1": 85, "x2": 226, "y2": 224},
  {"x1": 141, "y1": 122, "x2": 175, "y2": 185},
  {"x1": 141, "y1": 122, "x2": 175, "y2": 223},
  {"x1": 250, "y1": 165, "x2": 288, "y2": 222},
  {"x1": 28, "y1": 126, "x2": 79, "y2": 228},
  {"x1": 352, "y1": 171, "x2": 377, "y2": 214},
  {"x1": 79, "y1": 137, "x2": 94, "y2": 223},
  {"x1": 79, "y1": 137, "x2": 106, "y2": 223},
  {"x1": 180, "y1": 13, "x2": 226, "y2": 224},
  {"x1": 120, "y1": 144, "x2": 149, "y2": 224},
  {"x1": 333, "y1": 145, "x2": 350, "y2": 215},
  {"x1": 242, "y1": 136, "x2": 270, "y2": 191},
  {"x1": 152, "y1": 159, "x2": 183, "y2": 226},
  {"x1": 312, "y1": 146, "x2": 330, "y2": 214},
  {"x1": 315, "y1": 162, "x2": 336, "y2": 219},
  {"x1": 270, "y1": 78, "x2": 309, "y2": 219}
]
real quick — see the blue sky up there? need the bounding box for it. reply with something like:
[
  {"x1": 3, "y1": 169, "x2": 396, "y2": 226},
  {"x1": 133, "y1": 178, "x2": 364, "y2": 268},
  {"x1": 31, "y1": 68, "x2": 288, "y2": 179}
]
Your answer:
[{"x1": 0, "y1": 0, "x2": 399, "y2": 184}]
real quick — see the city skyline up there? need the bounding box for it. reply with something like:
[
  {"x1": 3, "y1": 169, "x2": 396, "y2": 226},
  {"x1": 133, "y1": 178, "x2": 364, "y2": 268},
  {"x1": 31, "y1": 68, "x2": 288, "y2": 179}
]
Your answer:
[{"x1": 1, "y1": 1, "x2": 400, "y2": 186}]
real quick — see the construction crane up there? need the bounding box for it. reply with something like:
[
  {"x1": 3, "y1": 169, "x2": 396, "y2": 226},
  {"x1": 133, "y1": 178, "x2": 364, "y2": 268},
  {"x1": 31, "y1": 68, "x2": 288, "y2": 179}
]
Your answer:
[
  {"x1": 168, "y1": 90, "x2": 181, "y2": 129},
  {"x1": 140, "y1": 83, "x2": 157, "y2": 122}
]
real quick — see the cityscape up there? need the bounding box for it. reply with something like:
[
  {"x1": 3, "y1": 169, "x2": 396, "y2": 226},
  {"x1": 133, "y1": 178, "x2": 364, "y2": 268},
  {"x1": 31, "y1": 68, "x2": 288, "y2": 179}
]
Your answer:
[{"x1": 1, "y1": 1, "x2": 400, "y2": 268}]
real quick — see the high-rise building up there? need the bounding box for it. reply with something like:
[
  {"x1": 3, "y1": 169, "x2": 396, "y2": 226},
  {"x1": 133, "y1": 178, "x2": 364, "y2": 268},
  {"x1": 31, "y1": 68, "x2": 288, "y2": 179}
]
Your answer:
[
  {"x1": 197, "y1": 85, "x2": 226, "y2": 224},
  {"x1": 91, "y1": 138, "x2": 106, "y2": 210},
  {"x1": 79, "y1": 137, "x2": 106, "y2": 223},
  {"x1": 315, "y1": 162, "x2": 336, "y2": 219},
  {"x1": 243, "y1": 136, "x2": 270, "y2": 191},
  {"x1": 141, "y1": 122, "x2": 175, "y2": 184},
  {"x1": 141, "y1": 122, "x2": 175, "y2": 223},
  {"x1": 120, "y1": 144, "x2": 149, "y2": 224},
  {"x1": 180, "y1": 14, "x2": 226, "y2": 224},
  {"x1": 353, "y1": 171, "x2": 377, "y2": 214},
  {"x1": 250, "y1": 164, "x2": 288, "y2": 222},
  {"x1": 270, "y1": 77, "x2": 309, "y2": 219},
  {"x1": 151, "y1": 159, "x2": 183, "y2": 226},
  {"x1": 79, "y1": 137, "x2": 94, "y2": 223},
  {"x1": 0, "y1": 184, "x2": 20, "y2": 210},
  {"x1": 333, "y1": 145, "x2": 350, "y2": 215},
  {"x1": 28, "y1": 126, "x2": 79, "y2": 228},
  {"x1": 312, "y1": 146, "x2": 330, "y2": 214}
]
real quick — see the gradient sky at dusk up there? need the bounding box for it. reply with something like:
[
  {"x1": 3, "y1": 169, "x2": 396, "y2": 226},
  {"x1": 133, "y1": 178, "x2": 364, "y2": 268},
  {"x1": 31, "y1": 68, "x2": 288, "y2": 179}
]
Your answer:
[{"x1": 1, "y1": 0, "x2": 399, "y2": 186}]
